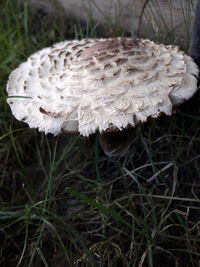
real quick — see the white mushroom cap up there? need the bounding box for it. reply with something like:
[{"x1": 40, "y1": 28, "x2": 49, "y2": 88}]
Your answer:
[{"x1": 6, "y1": 38, "x2": 199, "y2": 136}]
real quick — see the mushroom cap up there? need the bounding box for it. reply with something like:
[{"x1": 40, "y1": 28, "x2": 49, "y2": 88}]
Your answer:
[{"x1": 7, "y1": 38, "x2": 199, "y2": 136}]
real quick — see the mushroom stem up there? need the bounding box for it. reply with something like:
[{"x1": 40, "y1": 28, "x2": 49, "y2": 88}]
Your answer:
[
  {"x1": 190, "y1": 0, "x2": 200, "y2": 68},
  {"x1": 99, "y1": 127, "x2": 136, "y2": 157}
]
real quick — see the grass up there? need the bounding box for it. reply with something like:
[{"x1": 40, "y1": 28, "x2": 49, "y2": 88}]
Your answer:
[{"x1": 0, "y1": 0, "x2": 200, "y2": 266}]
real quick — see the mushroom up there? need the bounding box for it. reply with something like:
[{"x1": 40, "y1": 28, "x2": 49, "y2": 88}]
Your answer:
[{"x1": 6, "y1": 37, "x2": 199, "y2": 156}]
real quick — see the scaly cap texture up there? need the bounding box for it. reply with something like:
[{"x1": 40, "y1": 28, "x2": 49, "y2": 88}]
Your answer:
[{"x1": 7, "y1": 38, "x2": 199, "y2": 136}]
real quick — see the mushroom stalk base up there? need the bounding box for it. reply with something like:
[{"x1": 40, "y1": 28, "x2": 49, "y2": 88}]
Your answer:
[{"x1": 99, "y1": 127, "x2": 136, "y2": 157}]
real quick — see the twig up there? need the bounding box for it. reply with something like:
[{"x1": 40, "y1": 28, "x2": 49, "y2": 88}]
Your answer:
[{"x1": 147, "y1": 163, "x2": 174, "y2": 183}]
